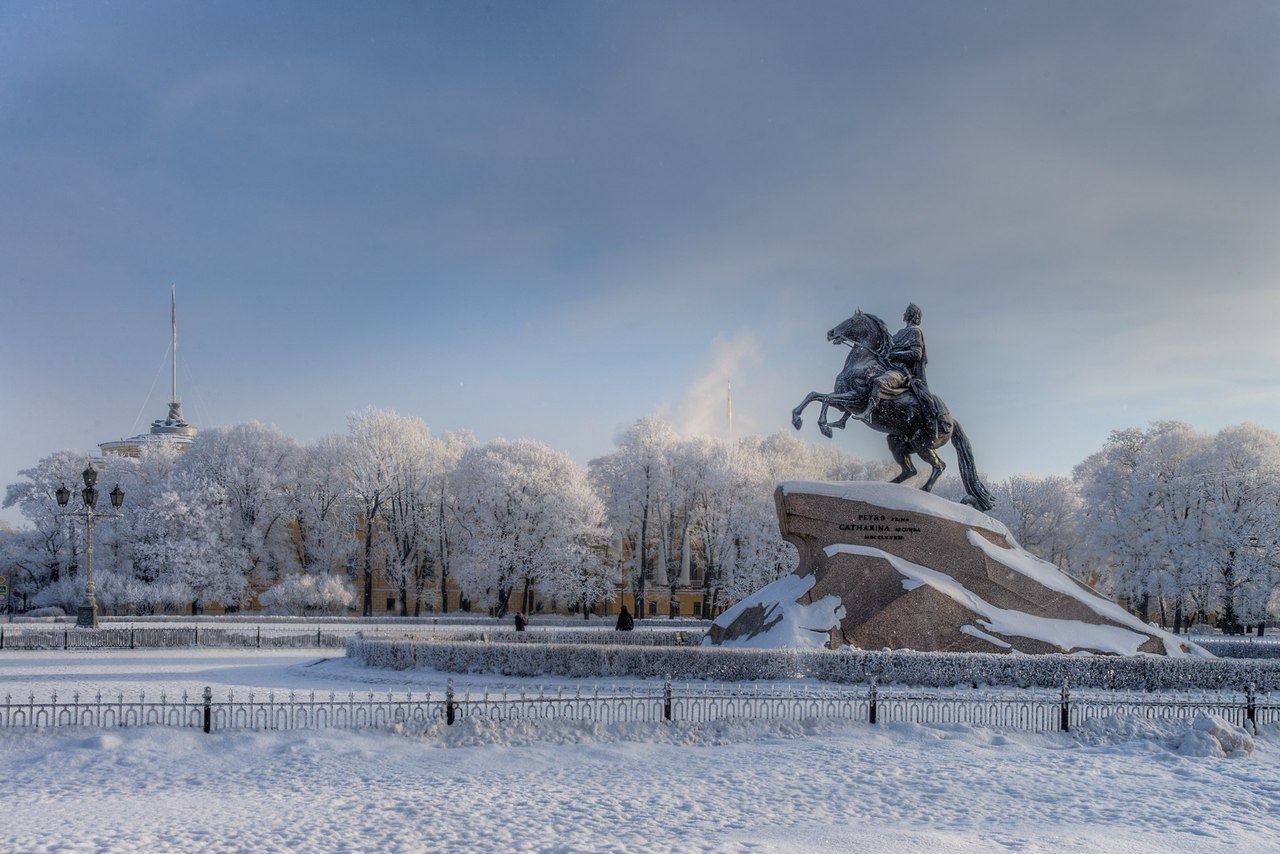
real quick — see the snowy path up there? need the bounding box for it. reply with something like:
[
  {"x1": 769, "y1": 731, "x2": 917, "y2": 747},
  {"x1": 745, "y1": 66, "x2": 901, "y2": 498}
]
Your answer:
[{"x1": 2, "y1": 650, "x2": 1279, "y2": 852}]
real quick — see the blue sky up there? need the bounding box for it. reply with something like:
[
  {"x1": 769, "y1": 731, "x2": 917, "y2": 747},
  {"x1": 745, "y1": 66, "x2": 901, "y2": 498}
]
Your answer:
[{"x1": 3, "y1": 1, "x2": 1279, "y2": 526}]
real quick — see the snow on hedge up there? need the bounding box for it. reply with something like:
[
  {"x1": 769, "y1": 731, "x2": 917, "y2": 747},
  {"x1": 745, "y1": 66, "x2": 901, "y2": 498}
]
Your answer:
[
  {"x1": 1194, "y1": 638, "x2": 1280, "y2": 658},
  {"x1": 346, "y1": 637, "x2": 1280, "y2": 690}
]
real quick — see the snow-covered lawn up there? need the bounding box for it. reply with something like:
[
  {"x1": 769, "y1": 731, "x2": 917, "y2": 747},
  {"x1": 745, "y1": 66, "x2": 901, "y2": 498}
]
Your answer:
[{"x1": 3, "y1": 649, "x2": 1279, "y2": 852}]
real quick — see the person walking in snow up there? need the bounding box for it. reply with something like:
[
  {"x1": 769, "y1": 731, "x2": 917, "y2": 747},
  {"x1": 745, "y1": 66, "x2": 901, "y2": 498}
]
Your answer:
[{"x1": 615, "y1": 605, "x2": 634, "y2": 631}]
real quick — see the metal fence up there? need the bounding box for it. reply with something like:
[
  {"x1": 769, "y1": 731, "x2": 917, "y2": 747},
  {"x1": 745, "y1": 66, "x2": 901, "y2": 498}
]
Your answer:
[
  {"x1": 3, "y1": 681, "x2": 1275, "y2": 735},
  {"x1": 1068, "y1": 686, "x2": 1280, "y2": 728}
]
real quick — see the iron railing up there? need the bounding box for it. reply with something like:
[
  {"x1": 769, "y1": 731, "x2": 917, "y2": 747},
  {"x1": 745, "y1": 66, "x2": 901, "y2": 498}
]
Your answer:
[
  {"x1": 1067, "y1": 684, "x2": 1279, "y2": 728},
  {"x1": 3, "y1": 681, "x2": 1274, "y2": 734}
]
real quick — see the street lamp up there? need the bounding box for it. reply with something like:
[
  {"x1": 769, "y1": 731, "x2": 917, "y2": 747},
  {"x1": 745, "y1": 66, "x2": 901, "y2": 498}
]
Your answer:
[{"x1": 55, "y1": 465, "x2": 125, "y2": 628}]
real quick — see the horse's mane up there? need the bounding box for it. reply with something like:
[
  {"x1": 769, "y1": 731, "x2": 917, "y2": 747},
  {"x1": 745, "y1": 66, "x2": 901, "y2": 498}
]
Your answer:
[{"x1": 860, "y1": 311, "x2": 891, "y2": 353}]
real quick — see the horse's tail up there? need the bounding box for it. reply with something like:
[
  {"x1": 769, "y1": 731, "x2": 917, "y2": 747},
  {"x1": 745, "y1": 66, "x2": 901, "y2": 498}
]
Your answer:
[{"x1": 951, "y1": 420, "x2": 995, "y2": 512}]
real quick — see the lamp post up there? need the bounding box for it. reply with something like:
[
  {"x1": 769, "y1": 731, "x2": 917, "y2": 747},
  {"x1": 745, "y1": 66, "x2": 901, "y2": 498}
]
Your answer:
[{"x1": 56, "y1": 465, "x2": 125, "y2": 629}]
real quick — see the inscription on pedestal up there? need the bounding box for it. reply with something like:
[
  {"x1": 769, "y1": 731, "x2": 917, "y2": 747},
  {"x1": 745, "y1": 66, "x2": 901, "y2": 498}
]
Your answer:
[{"x1": 839, "y1": 513, "x2": 923, "y2": 542}]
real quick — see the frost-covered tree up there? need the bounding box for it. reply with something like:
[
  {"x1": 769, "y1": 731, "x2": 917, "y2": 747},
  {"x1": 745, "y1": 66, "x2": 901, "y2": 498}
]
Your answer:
[
  {"x1": 0, "y1": 527, "x2": 44, "y2": 611},
  {"x1": 181, "y1": 423, "x2": 303, "y2": 587},
  {"x1": 1140, "y1": 423, "x2": 1216, "y2": 631},
  {"x1": 589, "y1": 425, "x2": 878, "y2": 617},
  {"x1": 589, "y1": 418, "x2": 680, "y2": 613},
  {"x1": 2, "y1": 450, "x2": 95, "y2": 590},
  {"x1": 1199, "y1": 424, "x2": 1280, "y2": 632},
  {"x1": 258, "y1": 572, "x2": 356, "y2": 615},
  {"x1": 291, "y1": 434, "x2": 356, "y2": 582},
  {"x1": 131, "y1": 471, "x2": 249, "y2": 613},
  {"x1": 341, "y1": 407, "x2": 419, "y2": 616},
  {"x1": 749, "y1": 432, "x2": 836, "y2": 482},
  {"x1": 339, "y1": 417, "x2": 471, "y2": 617},
  {"x1": 987, "y1": 475, "x2": 1082, "y2": 576},
  {"x1": 374, "y1": 414, "x2": 433, "y2": 616},
  {"x1": 426, "y1": 431, "x2": 476, "y2": 613},
  {"x1": 679, "y1": 437, "x2": 783, "y2": 614},
  {"x1": 1074, "y1": 428, "x2": 1160, "y2": 620},
  {"x1": 750, "y1": 431, "x2": 891, "y2": 484},
  {"x1": 452, "y1": 439, "x2": 610, "y2": 617},
  {"x1": 1072, "y1": 421, "x2": 1280, "y2": 633},
  {"x1": 1, "y1": 449, "x2": 149, "y2": 614}
]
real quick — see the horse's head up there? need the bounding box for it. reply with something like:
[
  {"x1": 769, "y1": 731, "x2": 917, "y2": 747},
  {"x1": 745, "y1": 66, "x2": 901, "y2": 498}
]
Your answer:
[
  {"x1": 828, "y1": 309, "x2": 886, "y2": 350},
  {"x1": 827, "y1": 310, "x2": 859, "y2": 346}
]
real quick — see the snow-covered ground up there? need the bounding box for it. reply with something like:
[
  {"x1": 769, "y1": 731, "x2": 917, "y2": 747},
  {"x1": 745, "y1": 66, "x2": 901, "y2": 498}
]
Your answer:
[{"x1": 3, "y1": 649, "x2": 1280, "y2": 852}]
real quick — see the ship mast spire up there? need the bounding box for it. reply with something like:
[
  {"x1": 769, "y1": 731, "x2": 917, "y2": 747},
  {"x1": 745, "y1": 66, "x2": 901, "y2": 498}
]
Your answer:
[
  {"x1": 162, "y1": 284, "x2": 184, "y2": 425},
  {"x1": 171, "y1": 283, "x2": 178, "y2": 413},
  {"x1": 727, "y1": 380, "x2": 733, "y2": 439},
  {"x1": 99, "y1": 286, "x2": 198, "y2": 456}
]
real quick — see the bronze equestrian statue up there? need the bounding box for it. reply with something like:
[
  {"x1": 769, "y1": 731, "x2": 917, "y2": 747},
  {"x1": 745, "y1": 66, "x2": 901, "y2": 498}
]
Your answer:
[{"x1": 791, "y1": 305, "x2": 995, "y2": 511}]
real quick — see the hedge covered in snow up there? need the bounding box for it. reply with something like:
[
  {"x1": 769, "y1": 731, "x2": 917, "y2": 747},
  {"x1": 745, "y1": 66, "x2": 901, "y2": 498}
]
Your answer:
[
  {"x1": 0, "y1": 625, "x2": 350, "y2": 651},
  {"x1": 0, "y1": 623, "x2": 703, "y2": 651},
  {"x1": 382, "y1": 629, "x2": 703, "y2": 647},
  {"x1": 1191, "y1": 638, "x2": 1280, "y2": 660},
  {"x1": 44, "y1": 614, "x2": 713, "y2": 629},
  {"x1": 346, "y1": 637, "x2": 1280, "y2": 691}
]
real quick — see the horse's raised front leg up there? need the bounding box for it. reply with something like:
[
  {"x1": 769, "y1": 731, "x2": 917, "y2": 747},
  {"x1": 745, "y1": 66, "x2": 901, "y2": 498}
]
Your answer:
[
  {"x1": 887, "y1": 435, "x2": 916, "y2": 483},
  {"x1": 791, "y1": 392, "x2": 826, "y2": 431},
  {"x1": 817, "y1": 399, "x2": 835, "y2": 438},
  {"x1": 828, "y1": 409, "x2": 853, "y2": 430},
  {"x1": 816, "y1": 392, "x2": 862, "y2": 437}
]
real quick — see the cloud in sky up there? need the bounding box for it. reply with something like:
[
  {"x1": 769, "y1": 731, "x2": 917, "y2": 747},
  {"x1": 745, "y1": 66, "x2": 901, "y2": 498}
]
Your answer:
[
  {"x1": 657, "y1": 331, "x2": 761, "y2": 441},
  {"x1": 3, "y1": 1, "x2": 1279, "y2": 524}
]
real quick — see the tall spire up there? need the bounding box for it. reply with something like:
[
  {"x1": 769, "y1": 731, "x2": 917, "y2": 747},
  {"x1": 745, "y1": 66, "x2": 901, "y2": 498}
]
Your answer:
[
  {"x1": 727, "y1": 380, "x2": 733, "y2": 440},
  {"x1": 163, "y1": 284, "x2": 184, "y2": 424},
  {"x1": 171, "y1": 283, "x2": 178, "y2": 412},
  {"x1": 100, "y1": 286, "x2": 198, "y2": 457},
  {"x1": 152, "y1": 285, "x2": 193, "y2": 435}
]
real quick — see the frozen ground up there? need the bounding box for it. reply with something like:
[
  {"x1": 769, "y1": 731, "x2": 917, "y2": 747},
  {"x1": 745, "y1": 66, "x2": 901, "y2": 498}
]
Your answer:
[{"x1": 3, "y1": 649, "x2": 1280, "y2": 853}]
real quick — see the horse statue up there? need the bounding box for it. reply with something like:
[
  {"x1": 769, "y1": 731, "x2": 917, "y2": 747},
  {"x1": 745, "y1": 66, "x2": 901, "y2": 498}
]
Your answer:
[{"x1": 791, "y1": 309, "x2": 995, "y2": 511}]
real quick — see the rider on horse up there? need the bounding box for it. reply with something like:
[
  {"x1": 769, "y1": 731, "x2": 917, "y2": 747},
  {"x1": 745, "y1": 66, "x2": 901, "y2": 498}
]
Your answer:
[
  {"x1": 857, "y1": 303, "x2": 946, "y2": 440},
  {"x1": 792, "y1": 303, "x2": 995, "y2": 509}
]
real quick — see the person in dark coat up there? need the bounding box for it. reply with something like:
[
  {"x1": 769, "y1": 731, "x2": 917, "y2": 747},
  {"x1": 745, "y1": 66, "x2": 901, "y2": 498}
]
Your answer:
[
  {"x1": 615, "y1": 605, "x2": 634, "y2": 631},
  {"x1": 514, "y1": 611, "x2": 528, "y2": 631}
]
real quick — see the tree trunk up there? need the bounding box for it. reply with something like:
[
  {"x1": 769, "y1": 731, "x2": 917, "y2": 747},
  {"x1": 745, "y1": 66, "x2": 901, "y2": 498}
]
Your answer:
[
  {"x1": 495, "y1": 578, "x2": 512, "y2": 619},
  {"x1": 636, "y1": 506, "x2": 649, "y2": 616},
  {"x1": 362, "y1": 519, "x2": 375, "y2": 617},
  {"x1": 702, "y1": 547, "x2": 716, "y2": 620},
  {"x1": 438, "y1": 504, "x2": 450, "y2": 614}
]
